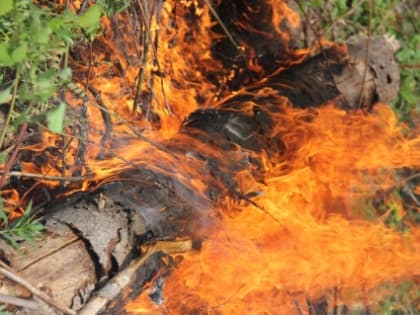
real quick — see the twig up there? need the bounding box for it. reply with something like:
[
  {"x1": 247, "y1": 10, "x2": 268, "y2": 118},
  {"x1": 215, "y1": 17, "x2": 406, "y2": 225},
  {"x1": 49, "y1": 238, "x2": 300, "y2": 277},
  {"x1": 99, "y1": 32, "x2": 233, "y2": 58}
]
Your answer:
[
  {"x1": 231, "y1": 189, "x2": 280, "y2": 224},
  {"x1": 357, "y1": 0, "x2": 372, "y2": 108},
  {"x1": 292, "y1": 299, "x2": 303, "y2": 315},
  {"x1": 84, "y1": 83, "x2": 113, "y2": 153},
  {"x1": 74, "y1": 102, "x2": 89, "y2": 177},
  {"x1": 149, "y1": 0, "x2": 173, "y2": 117},
  {"x1": 294, "y1": 0, "x2": 344, "y2": 104},
  {"x1": 0, "y1": 261, "x2": 76, "y2": 315},
  {"x1": 401, "y1": 64, "x2": 420, "y2": 70},
  {"x1": 0, "y1": 73, "x2": 20, "y2": 151},
  {"x1": 333, "y1": 287, "x2": 338, "y2": 315},
  {"x1": 401, "y1": 172, "x2": 420, "y2": 184},
  {"x1": 0, "y1": 293, "x2": 39, "y2": 309},
  {"x1": 133, "y1": 0, "x2": 152, "y2": 115},
  {"x1": 207, "y1": 284, "x2": 245, "y2": 311},
  {"x1": 405, "y1": 187, "x2": 420, "y2": 206},
  {"x1": 362, "y1": 285, "x2": 371, "y2": 315},
  {"x1": 0, "y1": 171, "x2": 89, "y2": 182},
  {"x1": 306, "y1": 298, "x2": 316, "y2": 315},
  {"x1": 406, "y1": 294, "x2": 416, "y2": 315},
  {"x1": 0, "y1": 122, "x2": 27, "y2": 188},
  {"x1": 77, "y1": 0, "x2": 90, "y2": 14},
  {"x1": 15, "y1": 235, "x2": 80, "y2": 272},
  {"x1": 79, "y1": 239, "x2": 192, "y2": 315},
  {"x1": 72, "y1": 78, "x2": 176, "y2": 158},
  {"x1": 65, "y1": 96, "x2": 177, "y2": 157},
  {"x1": 203, "y1": 0, "x2": 242, "y2": 52}
]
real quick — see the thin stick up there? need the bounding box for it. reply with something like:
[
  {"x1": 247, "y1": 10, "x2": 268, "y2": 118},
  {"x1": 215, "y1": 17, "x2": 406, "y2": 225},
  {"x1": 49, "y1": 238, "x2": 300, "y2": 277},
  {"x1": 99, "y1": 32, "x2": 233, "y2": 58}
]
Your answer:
[
  {"x1": 16, "y1": 235, "x2": 80, "y2": 272},
  {"x1": 357, "y1": 0, "x2": 373, "y2": 107},
  {"x1": 295, "y1": 0, "x2": 342, "y2": 101},
  {"x1": 0, "y1": 293, "x2": 39, "y2": 309},
  {"x1": 0, "y1": 171, "x2": 89, "y2": 182},
  {"x1": 0, "y1": 261, "x2": 76, "y2": 315},
  {"x1": 203, "y1": 0, "x2": 242, "y2": 52},
  {"x1": 292, "y1": 299, "x2": 303, "y2": 315},
  {"x1": 231, "y1": 189, "x2": 281, "y2": 224},
  {"x1": 149, "y1": 1, "x2": 173, "y2": 116},
  {"x1": 84, "y1": 83, "x2": 113, "y2": 151},
  {"x1": 0, "y1": 122, "x2": 27, "y2": 188},
  {"x1": 79, "y1": 239, "x2": 192, "y2": 315},
  {"x1": 333, "y1": 287, "x2": 338, "y2": 315},
  {"x1": 0, "y1": 73, "x2": 20, "y2": 150},
  {"x1": 133, "y1": 0, "x2": 151, "y2": 115}
]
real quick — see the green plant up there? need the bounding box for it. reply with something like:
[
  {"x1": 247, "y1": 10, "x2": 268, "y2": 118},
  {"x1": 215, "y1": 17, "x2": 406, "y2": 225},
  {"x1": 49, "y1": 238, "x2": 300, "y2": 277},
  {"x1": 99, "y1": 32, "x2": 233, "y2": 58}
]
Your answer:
[
  {"x1": 0, "y1": 304, "x2": 12, "y2": 315},
  {"x1": 97, "y1": 0, "x2": 130, "y2": 16},
  {"x1": 0, "y1": 200, "x2": 44, "y2": 248},
  {"x1": 0, "y1": 0, "x2": 103, "y2": 147},
  {"x1": 0, "y1": 0, "x2": 105, "y2": 247},
  {"x1": 376, "y1": 281, "x2": 419, "y2": 315},
  {"x1": 299, "y1": 0, "x2": 420, "y2": 123}
]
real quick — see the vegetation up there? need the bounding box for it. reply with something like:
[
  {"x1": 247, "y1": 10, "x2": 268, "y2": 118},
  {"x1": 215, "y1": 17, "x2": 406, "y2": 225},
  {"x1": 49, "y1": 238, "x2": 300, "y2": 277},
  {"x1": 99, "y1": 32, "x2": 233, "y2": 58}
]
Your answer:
[
  {"x1": 0, "y1": 0, "x2": 131, "y2": 247},
  {"x1": 0, "y1": 0, "x2": 102, "y2": 144},
  {"x1": 299, "y1": 0, "x2": 420, "y2": 123},
  {"x1": 0, "y1": 0, "x2": 103, "y2": 247},
  {"x1": 298, "y1": 2, "x2": 420, "y2": 313},
  {"x1": 0, "y1": 200, "x2": 43, "y2": 248}
]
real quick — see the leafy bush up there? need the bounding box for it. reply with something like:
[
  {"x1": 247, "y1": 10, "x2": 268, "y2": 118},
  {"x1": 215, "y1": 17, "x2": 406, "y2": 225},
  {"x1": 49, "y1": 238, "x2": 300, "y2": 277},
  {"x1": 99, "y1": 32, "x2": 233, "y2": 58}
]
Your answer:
[
  {"x1": 0, "y1": 0, "x2": 102, "y2": 147},
  {"x1": 0, "y1": 0, "x2": 105, "y2": 246}
]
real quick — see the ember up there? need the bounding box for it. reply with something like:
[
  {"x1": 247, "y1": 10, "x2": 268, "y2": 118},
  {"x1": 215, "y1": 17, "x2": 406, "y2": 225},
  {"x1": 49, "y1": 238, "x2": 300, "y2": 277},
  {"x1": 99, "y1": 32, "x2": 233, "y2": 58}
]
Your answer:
[{"x1": 0, "y1": 0, "x2": 419, "y2": 314}]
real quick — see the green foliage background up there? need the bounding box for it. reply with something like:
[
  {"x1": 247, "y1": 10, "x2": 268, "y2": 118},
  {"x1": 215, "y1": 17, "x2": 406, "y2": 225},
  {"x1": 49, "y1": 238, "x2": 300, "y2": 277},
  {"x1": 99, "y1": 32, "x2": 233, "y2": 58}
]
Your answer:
[{"x1": 300, "y1": 0, "x2": 420, "y2": 123}]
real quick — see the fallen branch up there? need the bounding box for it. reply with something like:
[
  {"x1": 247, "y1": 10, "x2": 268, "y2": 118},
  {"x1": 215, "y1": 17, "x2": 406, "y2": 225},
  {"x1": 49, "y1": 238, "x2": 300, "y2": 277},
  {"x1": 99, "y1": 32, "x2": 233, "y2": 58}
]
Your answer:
[
  {"x1": 79, "y1": 239, "x2": 192, "y2": 315},
  {"x1": 0, "y1": 171, "x2": 90, "y2": 182},
  {"x1": 0, "y1": 261, "x2": 76, "y2": 315},
  {"x1": 0, "y1": 293, "x2": 39, "y2": 310}
]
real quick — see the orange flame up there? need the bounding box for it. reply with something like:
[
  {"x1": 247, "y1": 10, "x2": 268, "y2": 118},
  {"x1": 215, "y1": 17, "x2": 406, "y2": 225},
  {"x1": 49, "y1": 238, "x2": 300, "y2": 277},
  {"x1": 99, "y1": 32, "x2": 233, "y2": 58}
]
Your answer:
[
  {"x1": 3, "y1": 0, "x2": 419, "y2": 313},
  {"x1": 126, "y1": 103, "x2": 420, "y2": 314}
]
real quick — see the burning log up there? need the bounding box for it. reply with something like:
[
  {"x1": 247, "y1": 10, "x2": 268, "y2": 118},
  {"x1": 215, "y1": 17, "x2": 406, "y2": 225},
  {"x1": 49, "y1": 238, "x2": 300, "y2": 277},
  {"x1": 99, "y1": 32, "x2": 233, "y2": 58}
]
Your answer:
[
  {"x1": 0, "y1": 34, "x2": 403, "y2": 314},
  {"x1": 1, "y1": 1, "x2": 418, "y2": 314}
]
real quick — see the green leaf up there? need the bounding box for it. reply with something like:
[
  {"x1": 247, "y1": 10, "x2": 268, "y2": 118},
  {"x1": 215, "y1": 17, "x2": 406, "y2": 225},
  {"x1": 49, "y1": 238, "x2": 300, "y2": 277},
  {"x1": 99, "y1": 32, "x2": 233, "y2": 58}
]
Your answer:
[
  {"x1": 11, "y1": 42, "x2": 28, "y2": 63},
  {"x1": 59, "y1": 67, "x2": 72, "y2": 81},
  {"x1": 34, "y1": 75, "x2": 58, "y2": 101},
  {"x1": 0, "y1": 0, "x2": 13, "y2": 16},
  {"x1": 400, "y1": 80, "x2": 418, "y2": 104},
  {"x1": 0, "y1": 43, "x2": 14, "y2": 66},
  {"x1": 0, "y1": 152, "x2": 6, "y2": 163},
  {"x1": 0, "y1": 198, "x2": 8, "y2": 226},
  {"x1": 0, "y1": 86, "x2": 12, "y2": 104},
  {"x1": 46, "y1": 102, "x2": 66, "y2": 133},
  {"x1": 36, "y1": 25, "x2": 52, "y2": 44},
  {"x1": 79, "y1": 4, "x2": 102, "y2": 29},
  {"x1": 22, "y1": 201, "x2": 33, "y2": 218}
]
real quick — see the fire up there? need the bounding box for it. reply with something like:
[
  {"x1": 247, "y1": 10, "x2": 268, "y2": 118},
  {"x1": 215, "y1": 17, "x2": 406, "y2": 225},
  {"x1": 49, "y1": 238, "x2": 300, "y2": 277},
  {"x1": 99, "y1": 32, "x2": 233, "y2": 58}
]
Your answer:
[
  {"x1": 127, "y1": 103, "x2": 420, "y2": 314},
  {"x1": 2, "y1": 0, "x2": 419, "y2": 314}
]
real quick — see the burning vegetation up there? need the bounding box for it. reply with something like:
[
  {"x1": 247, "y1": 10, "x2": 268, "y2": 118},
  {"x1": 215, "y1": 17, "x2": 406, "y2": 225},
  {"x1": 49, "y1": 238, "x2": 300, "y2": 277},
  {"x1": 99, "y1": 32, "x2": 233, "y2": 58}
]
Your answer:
[{"x1": 0, "y1": 0, "x2": 419, "y2": 314}]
